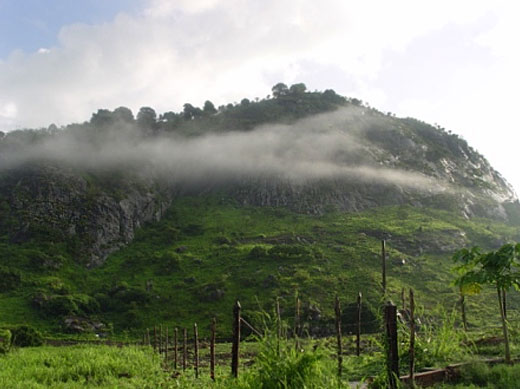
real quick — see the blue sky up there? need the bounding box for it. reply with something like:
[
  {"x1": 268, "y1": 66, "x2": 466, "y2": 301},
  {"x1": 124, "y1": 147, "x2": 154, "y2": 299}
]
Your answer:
[
  {"x1": 1, "y1": 0, "x2": 519, "y2": 193},
  {"x1": 0, "y1": 0, "x2": 142, "y2": 58}
]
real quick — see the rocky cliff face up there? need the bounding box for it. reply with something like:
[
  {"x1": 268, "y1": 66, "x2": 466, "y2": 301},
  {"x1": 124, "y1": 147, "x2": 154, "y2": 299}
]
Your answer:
[
  {"x1": 0, "y1": 107, "x2": 518, "y2": 267},
  {"x1": 0, "y1": 165, "x2": 172, "y2": 267},
  {"x1": 228, "y1": 112, "x2": 518, "y2": 219}
]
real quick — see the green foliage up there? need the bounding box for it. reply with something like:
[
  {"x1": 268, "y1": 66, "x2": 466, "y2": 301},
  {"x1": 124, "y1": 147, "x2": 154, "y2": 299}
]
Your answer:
[
  {"x1": 0, "y1": 345, "x2": 171, "y2": 388},
  {"x1": 0, "y1": 266, "x2": 22, "y2": 292},
  {"x1": 10, "y1": 325, "x2": 43, "y2": 347},
  {"x1": 35, "y1": 294, "x2": 100, "y2": 318},
  {"x1": 453, "y1": 244, "x2": 520, "y2": 293},
  {"x1": 248, "y1": 336, "x2": 336, "y2": 388},
  {"x1": 0, "y1": 329, "x2": 11, "y2": 354},
  {"x1": 268, "y1": 245, "x2": 311, "y2": 260}
]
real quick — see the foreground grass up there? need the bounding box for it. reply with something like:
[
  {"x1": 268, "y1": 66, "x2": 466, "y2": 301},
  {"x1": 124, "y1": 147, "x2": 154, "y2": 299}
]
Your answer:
[
  {"x1": 0, "y1": 339, "x2": 343, "y2": 389},
  {"x1": 434, "y1": 362, "x2": 520, "y2": 389},
  {"x1": 0, "y1": 345, "x2": 171, "y2": 388}
]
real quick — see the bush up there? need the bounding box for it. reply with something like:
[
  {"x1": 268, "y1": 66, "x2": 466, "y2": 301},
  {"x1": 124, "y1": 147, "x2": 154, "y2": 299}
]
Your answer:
[
  {"x1": 0, "y1": 329, "x2": 12, "y2": 353},
  {"x1": 10, "y1": 325, "x2": 43, "y2": 347},
  {"x1": 0, "y1": 266, "x2": 22, "y2": 292},
  {"x1": 44, "y1": 295, "x2": 79, "y2": 316},
  {"x1": 249, "y1": 246, "x2": 268, "y2": 259}
]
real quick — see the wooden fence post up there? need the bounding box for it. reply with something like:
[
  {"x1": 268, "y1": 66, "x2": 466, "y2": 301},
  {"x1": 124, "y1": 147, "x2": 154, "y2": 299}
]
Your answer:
[
  {"x1": 294, "y1": 296, "x2": 301, "y2": 350},
  {"x1": 334, "y1": 296, "x2": 343, "y2": 377},
  {"x1": 183, "y1": 328, "x2": 187, "y2": 371},
  {"x1": 231, "y1": 300, "x2": 241, "y2": 378},
  {"x1": 409, "y1": 289, "x2": 415, "y2": 387},
  {"x1": 382, "y1": 240, "x2": 387, "y2": 295},
  {"x1": 159, "y1": 325, "x2": 163, "y2": 355},
  {"x1": 194, "y1": 323, "x2": 199, "y2": 378},
  {"x1": 276, "y1": 297, "x2": 281, "y2": 356},
  {"x1": 384, "y1": 303, "x2": 399, "y2": 389},
  {"x1": 154, "y1": 326, "x2": 157, "y2": 353},
  {"x1": 356, "y1": 292, "x2": 362, "y2": 357},
  {"x1": 174, "y1": 327, "x2": 178, "y2": 370},
  {"x1": 165, "y1": 327, "x2": 169, "y2": 364},
  {"x1": 211, "y1": 317, "x2": 216, "y2": 381}
]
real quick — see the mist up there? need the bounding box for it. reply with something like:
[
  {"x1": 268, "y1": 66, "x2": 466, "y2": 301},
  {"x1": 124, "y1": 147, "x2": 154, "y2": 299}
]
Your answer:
[{"x1": 0, "y1": 108, "x2": 448, "y2": 193}]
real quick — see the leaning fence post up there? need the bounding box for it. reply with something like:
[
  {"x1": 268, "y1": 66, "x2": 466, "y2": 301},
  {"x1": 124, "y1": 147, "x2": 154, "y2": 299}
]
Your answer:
[
  {"x1": 183, "y1": 328, "x2": 187, "y2": 371},
  {"x1": 211, "y1": 317, "x2": 216, "y2": 381},
  {"x1": 194, "y1": 323, "x2": 199, "y2": 378},
  {"x1": 334, "y1": 295, "x2": 343, "y2": 377},
  {"x1": 356, "y1": 292, "x2": 362, "y2": 356},
  {"x1": 409, "y1": 289, "x2": 415, "y2": 387},
  {"x1": 384, "y1": 302, "x2": 399, "y2": 389},
  {"x1": 231, "y1": 300, "x2": 241, "y2": 378}
]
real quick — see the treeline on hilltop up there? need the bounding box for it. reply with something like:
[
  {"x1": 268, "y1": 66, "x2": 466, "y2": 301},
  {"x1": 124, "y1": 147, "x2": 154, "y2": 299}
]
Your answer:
[
  {"x1": 0, "y1": 81, "x2": 477, "y2": 170},
  {"x1": 0, "y1": 83, "x2": 351, "y2": 144}
]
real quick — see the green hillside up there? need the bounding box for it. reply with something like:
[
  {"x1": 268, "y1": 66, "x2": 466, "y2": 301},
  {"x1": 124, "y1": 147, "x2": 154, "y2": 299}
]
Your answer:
[
  {"x1": 1, "y1": 195, "x2": 519, "y2": 338},
  {"x1": 1, "y1": 83, "x2": 520, "y2": 338}
]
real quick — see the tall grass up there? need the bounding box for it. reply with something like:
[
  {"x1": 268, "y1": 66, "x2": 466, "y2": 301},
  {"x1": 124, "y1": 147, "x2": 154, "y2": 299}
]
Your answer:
[{"x1": 0, "y1": 345, "x2": 170, "y2": 388}]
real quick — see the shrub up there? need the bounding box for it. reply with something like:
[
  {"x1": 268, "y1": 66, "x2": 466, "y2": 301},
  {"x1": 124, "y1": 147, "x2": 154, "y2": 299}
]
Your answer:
[
  {"x1": 249, "y1": 246, "x2": 268, "y2": 259},
  {"x1": 10, "y1": 325, "x2": 43, "y2": 347},
  {"x1": 0, "y1": 329, "x2": 12, "y2": 353},
  {"x1": 44, "y1": 295, "x2": 79, "y2": 316},
  {"x1": 0, "y1": 266, "x2": 21, "y2": 292}
]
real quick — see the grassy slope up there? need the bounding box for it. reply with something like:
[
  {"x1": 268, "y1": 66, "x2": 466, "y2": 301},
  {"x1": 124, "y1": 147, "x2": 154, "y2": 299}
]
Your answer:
[{"x1": 2, "y1": 194, "x2": 519, "y2": 338}]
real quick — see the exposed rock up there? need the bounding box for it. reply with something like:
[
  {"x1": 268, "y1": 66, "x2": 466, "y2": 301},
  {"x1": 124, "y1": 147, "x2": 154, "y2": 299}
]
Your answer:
[
  {"x1": 63, "y1": 316, "x2": 107, "y2": 334},
  {"x1": 175, "y1": 246, "x2": 188, "y2": 253},
  {"x1": 0, "y1": 165, "x2": 172, "y2": 267}
]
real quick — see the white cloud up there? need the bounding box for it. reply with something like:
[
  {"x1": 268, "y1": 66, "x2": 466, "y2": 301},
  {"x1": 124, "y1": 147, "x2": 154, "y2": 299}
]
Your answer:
[
  {"x1": 0, "y1": 0, "x2": 519, "y2": 191},
  {"x1": 0, "y1": 0, "x2": 498, "y2": 130}
]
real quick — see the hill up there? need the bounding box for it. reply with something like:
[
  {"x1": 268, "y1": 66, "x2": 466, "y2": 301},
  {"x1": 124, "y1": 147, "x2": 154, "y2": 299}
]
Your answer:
[{"x1": 0, "y1": 83, "x2": 519, "y2": 337}]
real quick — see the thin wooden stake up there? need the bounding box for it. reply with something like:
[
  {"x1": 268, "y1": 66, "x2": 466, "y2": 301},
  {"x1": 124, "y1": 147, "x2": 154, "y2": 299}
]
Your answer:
[
  {"x1": 356, "y1": 292, "x2": 362, "y2": 356},
  {"x1": 211, "y1": 317, "x2": 216, "y2": 381},
  {"x1": 409, "y1": 289, "x2": 415, "y2": 387},
  {"x1": 334, "y1": 296, "x2": 343, "y2": 377},
  {"x1": 159, "y1": 325, "x2": 163, "y2": 355},
  {"x1": 194, "y1": 323, "x2": 199, "y2": 378},
  {"x1": 294, "y1": 296, "x2": 301, "y2": 350},
  {"x1": 174, "y1": 327, "x2": 178, "y2": 370},
  {"x1": 382, "y1": 240, "x2": 387, "y2": 295},
  {"x1": 276, "y1": 297, "x2": 281, "y2": 356},
  {"x1": 183, "y1": 328, "x2": 187, "y2": 371},
  {"x1": 153, "y1": 326, "x2": 158, "y2": 353},
  {"x1": 231, "y1": 300, "x2": 241, "y2": 378},
  {"x1": 384, "y1": 303, "x2": 399, "y2": 389},
  {"x1": 165, "y1": 327, "x2": 169, "y2": 364}
]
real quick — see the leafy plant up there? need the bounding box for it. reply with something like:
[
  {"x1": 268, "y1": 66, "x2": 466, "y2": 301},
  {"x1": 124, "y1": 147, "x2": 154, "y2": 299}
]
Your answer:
[
  {"x1": 10, "y1": 325, "x2": 43, "y2": 347},
  {"x1": 453, "y1": 244, "x2": 520, "y2": 363}
]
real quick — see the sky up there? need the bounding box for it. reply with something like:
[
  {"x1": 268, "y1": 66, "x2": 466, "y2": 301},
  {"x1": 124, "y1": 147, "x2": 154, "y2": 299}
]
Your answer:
[{"x1": 0, "y1": 0, "x2": 519, "y2": 193}]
